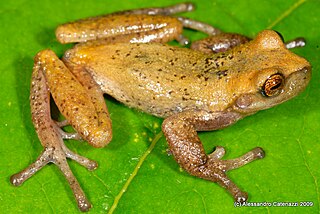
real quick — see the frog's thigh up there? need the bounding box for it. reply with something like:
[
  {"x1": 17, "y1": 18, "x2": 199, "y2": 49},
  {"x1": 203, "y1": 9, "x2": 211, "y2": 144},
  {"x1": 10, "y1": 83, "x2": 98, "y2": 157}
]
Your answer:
[
  {"x1": 162, "y1": 110, "x2": 264, "y2": 202},
  {"x1": 38, "y1": 49, "x2": 112, "y2": 147},
  {"x1": 56, "y1": 15, "x2": 183, "y2": 44}
]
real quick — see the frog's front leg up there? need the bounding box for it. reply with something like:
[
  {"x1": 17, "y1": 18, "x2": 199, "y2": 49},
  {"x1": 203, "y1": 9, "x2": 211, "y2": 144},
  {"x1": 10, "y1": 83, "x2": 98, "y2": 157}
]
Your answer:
[
  {"x1": 191, "y1": 33, "x2": 306, "y2": 54},
  {"x1": 191, "y1": 33, "x2": 251, "y2": 53},
  {"x1": 11, "y1": 50, "x2": 112, "y2": 211},
  {"x1": 162, "y1": 110, "x2": 265, "y2": 202}
]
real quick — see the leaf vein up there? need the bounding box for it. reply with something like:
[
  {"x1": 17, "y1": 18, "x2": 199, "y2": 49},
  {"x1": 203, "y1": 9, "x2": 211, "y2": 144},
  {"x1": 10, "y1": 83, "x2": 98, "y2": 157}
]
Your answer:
[
  {"x1": 38, "y1": 181, "x2": 55, "y2": 213},
  {"x1": 108, "y1": 132, "x2": 163, "y2": 214},
  {"x1": 192, "y1": 189, "x2": 208, "y2": 214},
  {"x1": 92, "y1": 172, "x2": 113, "y2": 196},
  {"x1": 267, "y1": 0, "x2": 308, "y2": 29}
]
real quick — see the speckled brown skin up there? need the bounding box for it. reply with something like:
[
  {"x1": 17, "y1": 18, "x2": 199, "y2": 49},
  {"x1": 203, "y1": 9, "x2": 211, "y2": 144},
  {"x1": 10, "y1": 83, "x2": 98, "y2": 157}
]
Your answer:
[
  {"x1": 162, "y1": 110, "x2": 265, "y2": 202},
  {"x1": 64, "y1": 31, "x2": 310, "y2": 118},
  {"x1": 11, "y1": 2, "x2": 312, "y2": 212},
  {"x1": 56, "y1": 14, "x2": 184, "y2": 44},
  {"x1": 191, "y1": 33, "x2": 250, "y2": 53},
  {"x1": 10, "y1": 52, "x2": 99, "y2": 211},
  {"x1": 191, "y1": 33, "x2": 306, "y2": 53},
  {"x1": 55, "y1": 2, "x2": 220, "y2": 45}
]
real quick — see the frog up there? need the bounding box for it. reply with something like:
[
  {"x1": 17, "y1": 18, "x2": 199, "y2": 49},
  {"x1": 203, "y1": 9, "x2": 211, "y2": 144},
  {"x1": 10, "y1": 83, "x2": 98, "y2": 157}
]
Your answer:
[{"x1": 10, "y1": 2, "x2": 311, "y2": 212}]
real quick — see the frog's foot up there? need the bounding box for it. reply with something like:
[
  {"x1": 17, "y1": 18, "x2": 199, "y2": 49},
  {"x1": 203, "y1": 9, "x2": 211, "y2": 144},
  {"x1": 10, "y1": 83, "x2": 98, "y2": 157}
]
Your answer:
[
  {"x1": 117, "y1": 2, "x2": 195, "y2": 15},
  {"x1": 203, "y1": 147, "x2": 265, "y2": 202},
  {"x1": 10, "y1": 140, "x2": 97, "y2": 212}
]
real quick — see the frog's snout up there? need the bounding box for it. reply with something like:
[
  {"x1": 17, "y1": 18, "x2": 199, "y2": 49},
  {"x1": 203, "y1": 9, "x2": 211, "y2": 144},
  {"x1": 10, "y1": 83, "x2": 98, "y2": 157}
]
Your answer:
[
  {"x1": 285, "y1": 65, "x2": 311, "y2": 95},
  {"x1": 301, "y1": 66, "x2": 311, "y2": 80},
  {"x1": 300, "y1": 65, "x2": 311, "y2": 77}
]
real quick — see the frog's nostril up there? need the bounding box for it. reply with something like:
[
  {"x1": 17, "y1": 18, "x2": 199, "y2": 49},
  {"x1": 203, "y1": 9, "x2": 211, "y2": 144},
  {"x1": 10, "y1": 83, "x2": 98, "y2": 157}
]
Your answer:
[
  {"x1": 296, "y1": 66, "x2": 312, "y2": 83},
  {"x1": 302, "y1": 66, "x2": 311, "y2": 75},
  {"x1": 284, "y1": 65, "x2": 311, "y2": 98}
]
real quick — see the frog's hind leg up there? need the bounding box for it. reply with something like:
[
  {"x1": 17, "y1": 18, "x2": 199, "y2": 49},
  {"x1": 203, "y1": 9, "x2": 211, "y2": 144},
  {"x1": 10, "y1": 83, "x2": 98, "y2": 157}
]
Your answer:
[
  {"x1": 10, "y1": 62, "x2": 95, "y2": 211},
  {"x1": 40, "y1": 50, "x2": 113, "y2": 148},
  {"x1": 10, "y1": 49, "x2": 112, "y2": 212},
  {"x1": 55, "y1": 2, "x2": 222, "y2": 46},
  {"x1": 120, "y1": 3, "x2": 224, "y2": 45},
  {"x1": 118, "y1": 3, "x2": 222, "y2": 38},
  {"x1": 56, "y1": 3, "x2": 195, "y2": 45}
]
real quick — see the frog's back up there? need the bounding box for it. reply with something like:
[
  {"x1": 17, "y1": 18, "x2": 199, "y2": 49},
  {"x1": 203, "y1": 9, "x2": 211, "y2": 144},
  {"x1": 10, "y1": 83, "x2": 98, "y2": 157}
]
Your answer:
[{"x1": 64, "y1": 43, "x2": 234, "y2": 117}]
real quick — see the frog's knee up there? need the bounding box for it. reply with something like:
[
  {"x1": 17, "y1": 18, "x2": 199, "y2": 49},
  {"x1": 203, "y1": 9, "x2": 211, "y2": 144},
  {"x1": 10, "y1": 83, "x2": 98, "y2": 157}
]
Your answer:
[
  {"x1": 86, "y1": 128, "x2": 112, "y2": 148},
  {"x1": 34, "y1": 49, "x2": 60, "y2": 66}
]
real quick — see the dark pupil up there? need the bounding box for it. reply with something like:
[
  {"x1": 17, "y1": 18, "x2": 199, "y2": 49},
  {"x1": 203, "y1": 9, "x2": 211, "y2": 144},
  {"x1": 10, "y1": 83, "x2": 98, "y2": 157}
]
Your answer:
[{"x1": 270, "y1": 80, "x2": 282, "y2": 90}]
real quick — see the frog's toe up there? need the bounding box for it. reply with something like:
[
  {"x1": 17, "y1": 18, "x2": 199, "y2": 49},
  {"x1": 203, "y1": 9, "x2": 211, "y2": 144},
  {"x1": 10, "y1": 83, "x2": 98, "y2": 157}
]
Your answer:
[
  {"x1": 176, "y1": 34, "x2": 190, "y2": 45},
  {"x1": 60, "y1": 130, "x2": 83, "y2": 140},
  {"x1": 208, "y1": 146, "x2": 226, "y2": 159},
  {"x1": 10, "y1": 147, "x2": 52, "y2": 186},
  {"x1": 61, "y1": 143, "x2": 98, "y2": 170},
  {"x1": 254, "y1": 147, "x2": 265, "y2": 159},
  {"x1": 55, "y1": 120, "x2": 84, "y2": 140},
  {"x1": 205, "y1": 167, "x2": 248, "y2": 203},
  {"x1": 56, "y1": 119, "x2": 69, "y2": 127},
  {"x1": 217, "y1": 147, "x2": 265, "y2": 171},
  {"x1": 54, "y1": 148, "x2": 93, "y2": 211},
  {"x1": 235, "y1": 191, "x2": 248, "y2": 203}
]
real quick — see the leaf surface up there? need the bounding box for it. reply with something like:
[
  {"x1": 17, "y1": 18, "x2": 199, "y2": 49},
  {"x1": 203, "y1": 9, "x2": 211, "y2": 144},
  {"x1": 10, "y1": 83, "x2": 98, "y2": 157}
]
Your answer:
[{"x1": 1, "y1": 0, "x2": 319, "y2": 213}]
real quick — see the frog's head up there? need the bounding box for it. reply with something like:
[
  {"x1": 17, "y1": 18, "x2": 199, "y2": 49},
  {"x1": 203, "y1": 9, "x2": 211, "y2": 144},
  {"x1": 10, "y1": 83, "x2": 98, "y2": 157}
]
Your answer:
[{"x1": 231, "y1": 30, "x2": 311, "y2": 114}]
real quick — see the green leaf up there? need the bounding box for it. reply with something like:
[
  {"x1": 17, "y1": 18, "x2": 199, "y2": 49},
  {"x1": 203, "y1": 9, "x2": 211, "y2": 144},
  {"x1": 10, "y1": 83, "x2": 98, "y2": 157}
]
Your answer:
[{"x1": 1, "y1": 0, "x2": 319, "y2": 213}]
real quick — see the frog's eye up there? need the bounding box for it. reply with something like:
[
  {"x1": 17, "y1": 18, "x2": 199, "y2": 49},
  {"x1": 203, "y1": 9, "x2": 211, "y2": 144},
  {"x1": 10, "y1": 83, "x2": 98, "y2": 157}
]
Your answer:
[
  {"x1": 274, "y1": 31, "x2": 285, "y2": 43},
  {"x1": 262, "y1": 73, "x2": 284, "y2": 97}
]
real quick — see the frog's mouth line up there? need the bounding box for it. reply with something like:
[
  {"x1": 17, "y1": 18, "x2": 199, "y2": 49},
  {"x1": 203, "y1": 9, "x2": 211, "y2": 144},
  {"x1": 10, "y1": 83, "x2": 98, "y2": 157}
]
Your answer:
[{"x1": 233, "y1": 66, "x2": 311, "y2": 114}]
